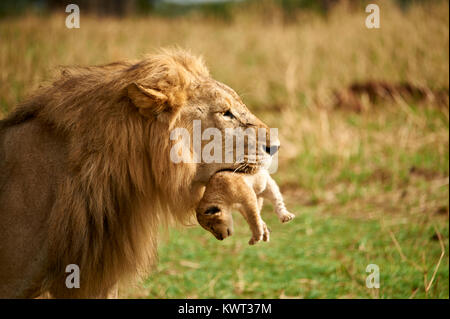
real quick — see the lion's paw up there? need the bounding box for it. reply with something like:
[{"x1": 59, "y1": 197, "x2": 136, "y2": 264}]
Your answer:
[
  {"x1": 249, "y1": 222, "x2": 270, "y2": 245},
  {"x1": 262, "y1": 223, "x2": 270, "y2": 242},
  {"x1": 248, "y1": 227, "x2": 264, "y2": 245},
  {"x1": 248, "y1": 233, "x2": 263, "y2": 245},
  {"x1": 279, "y1": 211, "x2": 295, "y2": 223}
]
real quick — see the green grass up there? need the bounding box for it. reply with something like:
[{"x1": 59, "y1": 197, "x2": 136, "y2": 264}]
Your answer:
[{"x1": 130, "y1": 202, "x2": 448, "y2": 299}]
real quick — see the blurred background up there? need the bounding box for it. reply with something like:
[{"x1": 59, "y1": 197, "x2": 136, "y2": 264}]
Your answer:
[{"x1": 0, "y1": 0, "x2": 448, "y2": 298}]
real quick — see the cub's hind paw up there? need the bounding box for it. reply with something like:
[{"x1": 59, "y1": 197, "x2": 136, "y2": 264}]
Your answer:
[{"x1": 279, "y1": 211, "x2": 295, "y2": 223}]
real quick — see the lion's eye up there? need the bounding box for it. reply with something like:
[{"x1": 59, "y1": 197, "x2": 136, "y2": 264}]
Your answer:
[{"x1": 223, "y1": 110, "x2": 235, "y2": 119}]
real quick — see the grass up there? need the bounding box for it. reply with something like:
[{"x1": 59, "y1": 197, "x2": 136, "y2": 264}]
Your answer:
[
  {"x1": 0, "y1": 1, "x2": 448, "y2": 299},
  {"x1": 130, "y1": 206, "x2": 448, "y2": 299}
]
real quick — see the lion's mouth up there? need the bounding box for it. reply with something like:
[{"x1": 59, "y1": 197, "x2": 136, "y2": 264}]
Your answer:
[{"x1": 217, "y1": 163, "x2": 260, "y2": 175}]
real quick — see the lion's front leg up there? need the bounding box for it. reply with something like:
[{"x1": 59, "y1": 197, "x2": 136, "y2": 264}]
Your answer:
[{"x1": 238, "y1": 198, "x2": 269, "y2": 245}]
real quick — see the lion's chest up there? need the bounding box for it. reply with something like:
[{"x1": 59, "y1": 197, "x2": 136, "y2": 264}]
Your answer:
[{"x1": 244, "y1": 172, "x2": 268, "y2": 196}]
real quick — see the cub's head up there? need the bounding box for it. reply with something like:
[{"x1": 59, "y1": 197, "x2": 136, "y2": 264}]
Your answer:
[
  {"x1": 196, "y1": 205, "x2": 233, "y2": 240},
  {"x1": 126, "y1": 49, "x2": 279, "y2": 184}
]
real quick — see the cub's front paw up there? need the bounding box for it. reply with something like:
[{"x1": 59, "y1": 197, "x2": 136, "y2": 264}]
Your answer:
[
  {"x1": 249, "y1": 222, "x2": 270, "y2": 245},
  {"x1": 248, "y1": 233, "x2": 263, "y2": 245},
  {"x1": 248, "y1": 226, "x2": 264, "y2": 245},
  {"x1": 279, "y1": 211, "x2": 295, "y2": 223},
  {"x1": 262, "y1": 222, "x2": 270, "y2": 242}
]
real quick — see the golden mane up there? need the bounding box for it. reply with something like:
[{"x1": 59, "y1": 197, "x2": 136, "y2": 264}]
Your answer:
[{"x1": 3, "y1": 49, "x2": 210, "y2": 297}]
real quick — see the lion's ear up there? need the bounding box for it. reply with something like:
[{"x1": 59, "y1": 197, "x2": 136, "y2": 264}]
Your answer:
[{"x1": 127, "y1": 82, "x2": 169, "y2": 117}]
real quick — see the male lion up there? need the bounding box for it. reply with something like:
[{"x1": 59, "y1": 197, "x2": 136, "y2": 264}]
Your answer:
[{"x1": 0, "y1": 49, "x2": 279, "y2": 298}]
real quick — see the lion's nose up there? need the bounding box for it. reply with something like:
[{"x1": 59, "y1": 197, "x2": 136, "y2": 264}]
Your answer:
[{"x1": 264, "y1": 144, "x2": 280, "y2": 155}]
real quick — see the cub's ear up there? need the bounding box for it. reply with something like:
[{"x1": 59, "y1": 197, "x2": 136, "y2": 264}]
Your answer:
[
  {"x1": 127, "y1": 82, "x2": 168, "y2": 117},
  {"x1": 204, "y1": 206, "x2": 221, "y2": 215}
]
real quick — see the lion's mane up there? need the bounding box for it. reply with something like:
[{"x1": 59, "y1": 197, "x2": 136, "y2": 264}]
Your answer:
[{"x1": 2, "y1": 49, "x2": 209, "y2": 298}]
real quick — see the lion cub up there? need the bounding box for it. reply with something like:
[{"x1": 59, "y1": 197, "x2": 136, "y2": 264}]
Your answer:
[{"x1": 196, "y1": 169, "x2": 294, "y2": 245}]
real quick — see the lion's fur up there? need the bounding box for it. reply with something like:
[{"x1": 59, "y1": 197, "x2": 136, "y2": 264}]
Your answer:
[
  {"x1": 0, "y1": 48, "x2": 273, "y2": 298},
  {"x1": 0, "y1": 50, "x2": 211, "y2": 298}
]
